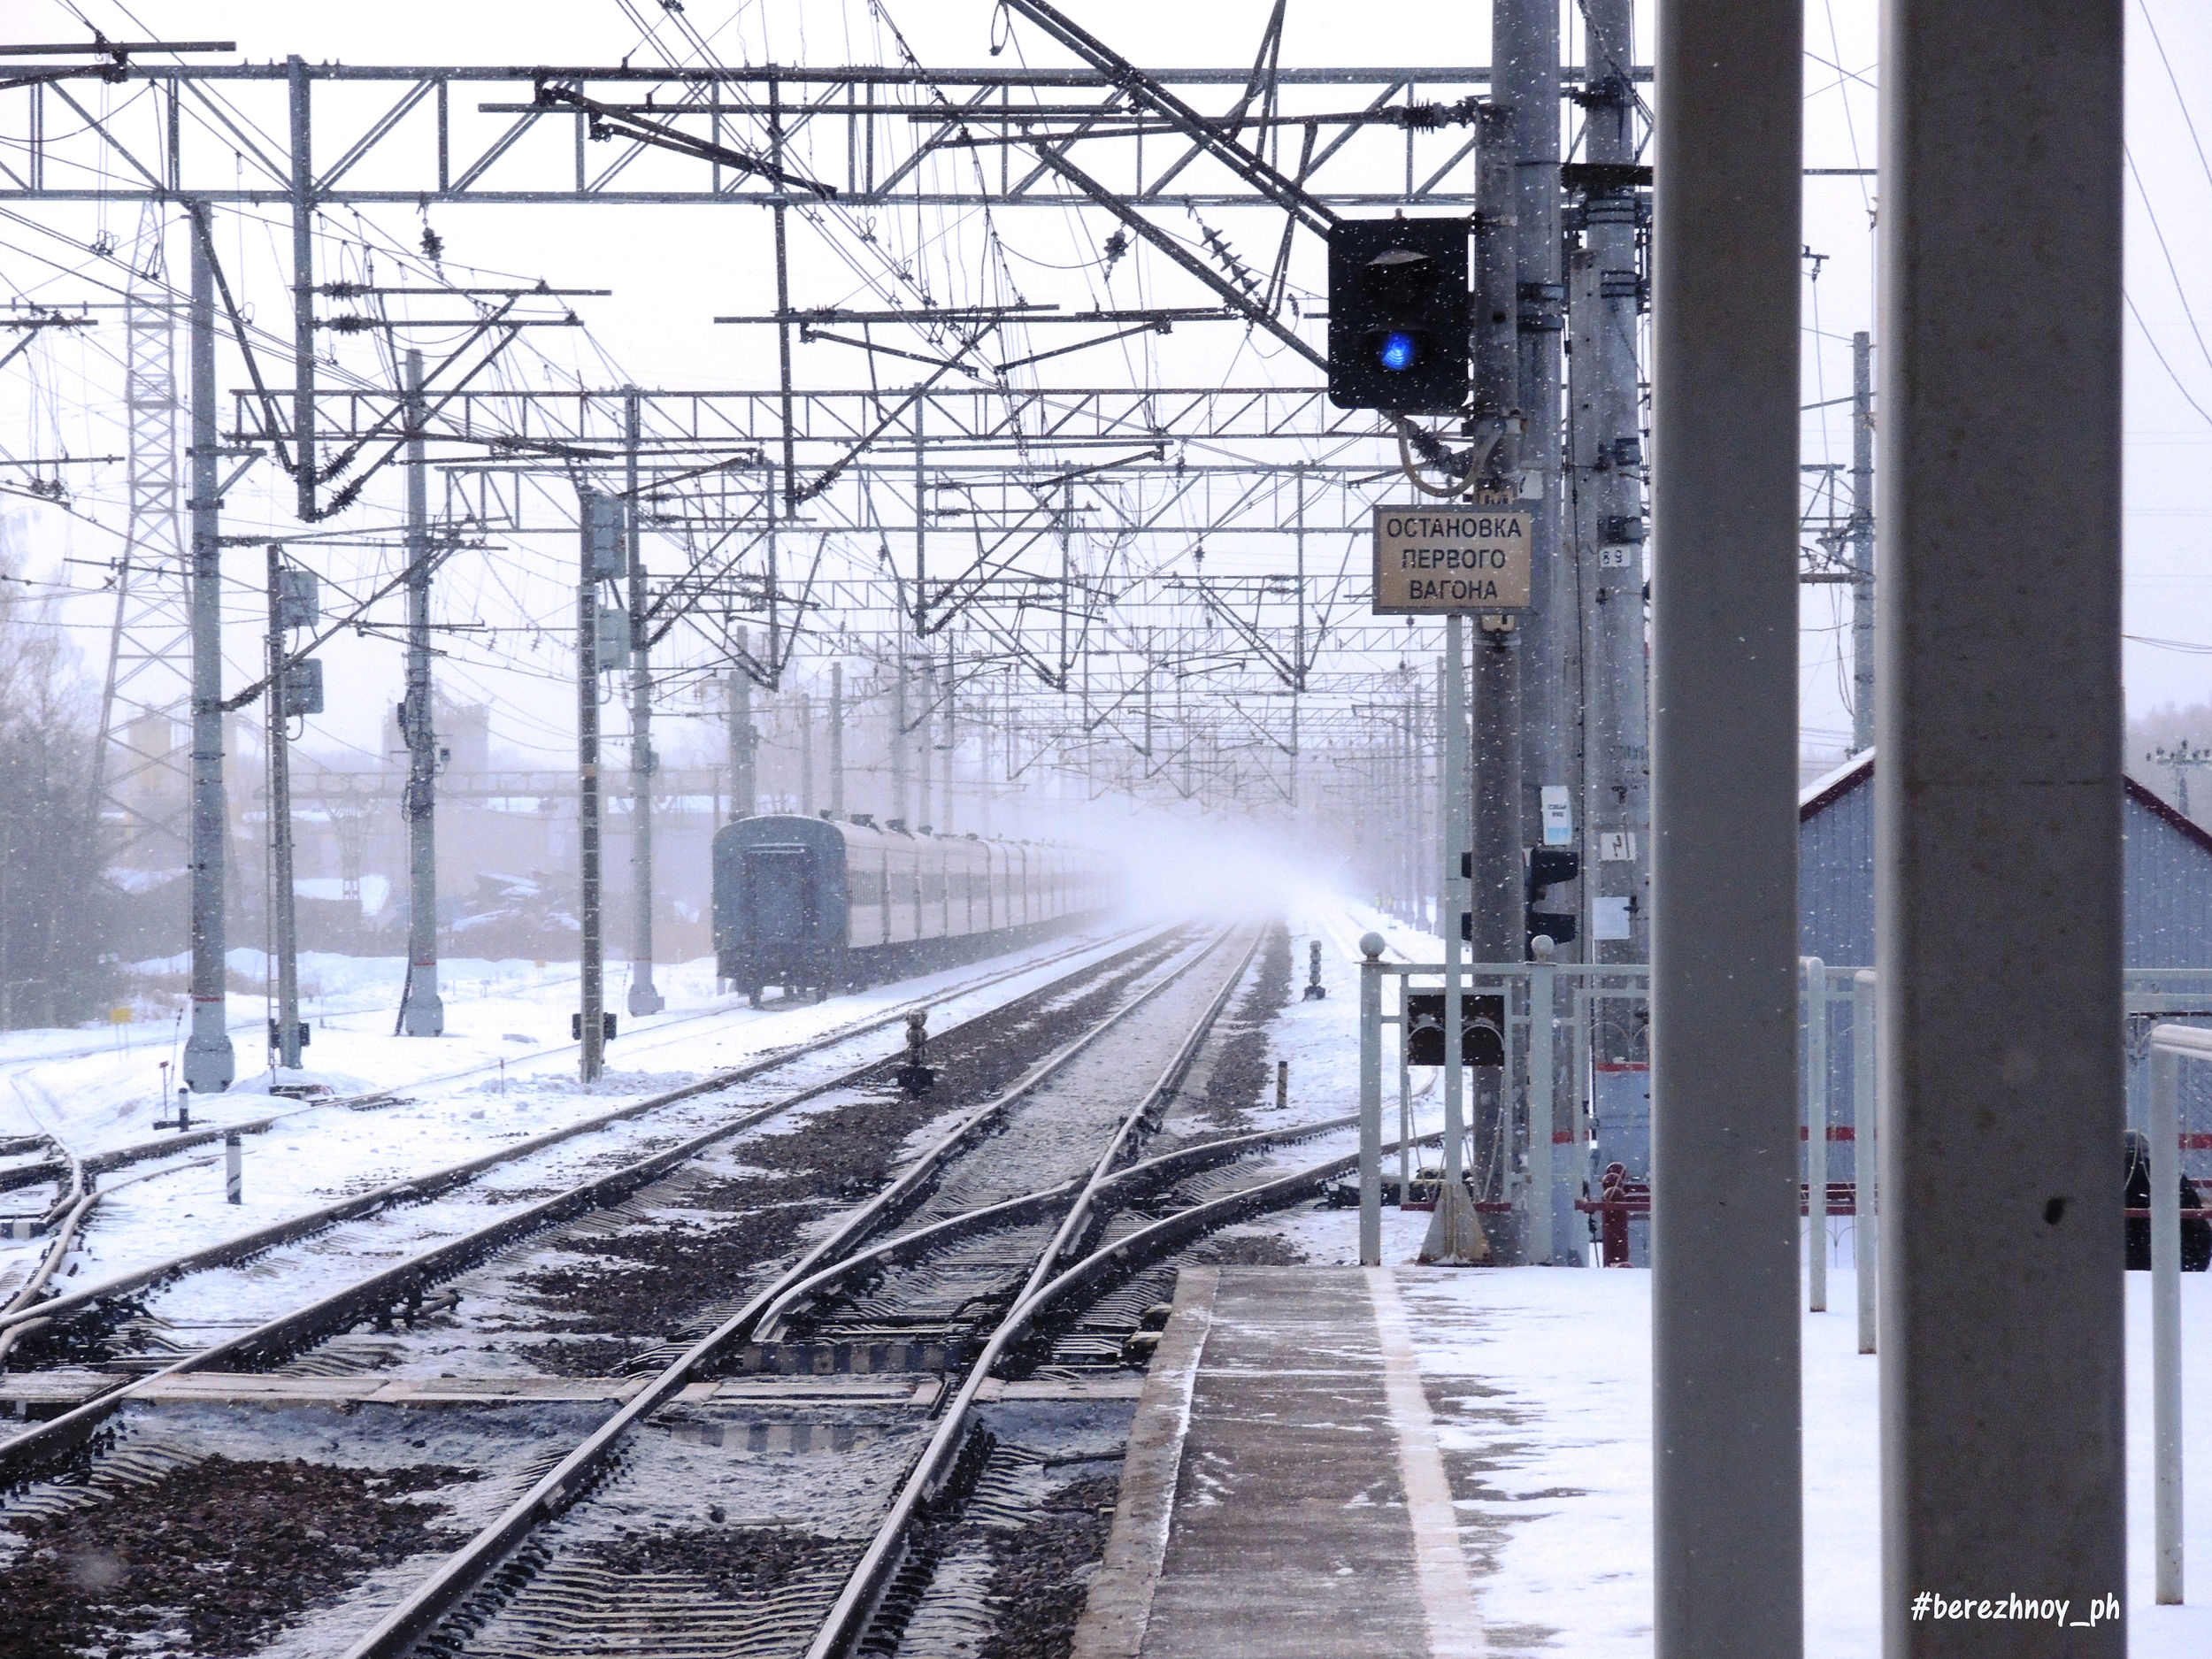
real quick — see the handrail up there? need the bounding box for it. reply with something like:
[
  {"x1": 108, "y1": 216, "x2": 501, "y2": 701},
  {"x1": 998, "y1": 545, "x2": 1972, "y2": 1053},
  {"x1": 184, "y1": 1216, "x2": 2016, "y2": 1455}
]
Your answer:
[{"x1": 2146, "y1": 1022, "x2": 2208, "y2": 1605}]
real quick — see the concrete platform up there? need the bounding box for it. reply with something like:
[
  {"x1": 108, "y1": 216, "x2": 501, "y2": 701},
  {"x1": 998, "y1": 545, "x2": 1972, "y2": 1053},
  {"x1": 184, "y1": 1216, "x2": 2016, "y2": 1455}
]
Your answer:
[{"x1": 1074, "y1": 1266, "x2": 1484, "y2": 1659}]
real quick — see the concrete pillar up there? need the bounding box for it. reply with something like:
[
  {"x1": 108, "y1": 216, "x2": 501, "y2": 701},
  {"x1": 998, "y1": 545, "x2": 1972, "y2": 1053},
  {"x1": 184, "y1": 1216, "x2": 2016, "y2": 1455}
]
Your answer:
[
  {"x1": 624, "y1": 386, "x2": 663, "y2": 1017},
  {"x1": 1648, "y1": 0, "x2": 1802, "y2": 1653},
  {"x1": 1849, "y1": 331, "x2": 1875, "y2": 754},
  {"x1": 891, "y1": 657, "x2": 910, "y2": 825},
  {"x1": 1877, "y1": 4, "x2": 2125, "y2": 1651},
  {"x1": 918, "y1": 653, "x2": 935, "y2": 831},
  {"x1": 1571, "y1": 0, "x2": 1651, "y2": 963},
  {"x1": 181, "y1": 202, "x2": 234, "y2": 1094},
  {"x1": 399, "y1": 349, "x2": 443, "y2": 1036},
  {"x1": 576, "y1": 492, "x2": 605, "y2": 1085},
  {"x1": 1498, "y1": 0, "x2": 1572, "y2": 956},
  {"x1": 828, "y1": 663, "x2": 844, "y2": 815},
  {"x1": 728, "y1": 631, "x2": 755, "y2": 822}
]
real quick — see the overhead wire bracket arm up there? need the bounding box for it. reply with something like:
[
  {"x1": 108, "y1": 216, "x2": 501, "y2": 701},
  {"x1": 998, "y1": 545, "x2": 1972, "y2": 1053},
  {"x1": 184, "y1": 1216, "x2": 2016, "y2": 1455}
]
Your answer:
[
  {"x1": 997, "y1": 0, "x2": 1340, "y2": 235},
  {"x1": 1021, "y1": 143, "x2": 1326, "y2": 373},
  {"x1": 188, "y1": 207, "x2": 297, "y2": 479},
  {"x1": 531, "y1": 81, "x2": 837, "y2": 197}
]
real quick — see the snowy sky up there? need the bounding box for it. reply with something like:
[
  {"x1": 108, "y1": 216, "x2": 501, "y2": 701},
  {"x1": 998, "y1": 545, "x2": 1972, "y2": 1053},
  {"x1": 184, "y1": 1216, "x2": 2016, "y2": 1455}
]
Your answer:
[{"x1": 0, "y1": 0, "x2": 2206, "y2": 773}]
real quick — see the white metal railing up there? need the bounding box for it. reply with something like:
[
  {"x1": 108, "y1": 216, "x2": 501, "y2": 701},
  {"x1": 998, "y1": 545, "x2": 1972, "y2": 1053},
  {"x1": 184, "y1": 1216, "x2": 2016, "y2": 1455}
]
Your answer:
[
  {"x1": 1794, "y1": 967, "x2": 2212, "y2": 1358},
  {"x1": 1853, "y1": 970, "x2": 1877, "y2": 1355},
  {"x1": 2147, "y1": 1021, "x2": 2211, "y2": 1605},
  {"x1": 1355, "y1": 934, "x2": 1650, "y2": 1267}
]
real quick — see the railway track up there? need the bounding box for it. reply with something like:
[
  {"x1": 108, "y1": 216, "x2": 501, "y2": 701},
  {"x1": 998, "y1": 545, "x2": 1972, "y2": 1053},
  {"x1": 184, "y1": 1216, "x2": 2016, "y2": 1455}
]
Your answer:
[
  {"x1": 324, "y1": 924, "x2": 1258, "y2": 1657},
  {"x1": 0, "y1": 926, "x2": 1174, "y2": 1400},
  {"x1": 0, "y1": 917, "x2": 1402, "y2": 1659},
  {"x1": 0, "y1": 926, "x2": 1150, "y2": 1209}
]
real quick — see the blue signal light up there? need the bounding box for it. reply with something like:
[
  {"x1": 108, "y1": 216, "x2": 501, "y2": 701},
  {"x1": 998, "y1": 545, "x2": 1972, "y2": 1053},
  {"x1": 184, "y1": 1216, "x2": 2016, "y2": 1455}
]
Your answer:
[{"x1": 1378, "y1": 331, "x2": 1418, "y2": 373}]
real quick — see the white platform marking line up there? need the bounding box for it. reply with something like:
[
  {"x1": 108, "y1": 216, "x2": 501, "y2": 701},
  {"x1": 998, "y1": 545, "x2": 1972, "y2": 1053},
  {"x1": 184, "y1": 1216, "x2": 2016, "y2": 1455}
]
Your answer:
[{"x1": 1368, "y1": 1267, "x2": 1487, "y2": 1658}]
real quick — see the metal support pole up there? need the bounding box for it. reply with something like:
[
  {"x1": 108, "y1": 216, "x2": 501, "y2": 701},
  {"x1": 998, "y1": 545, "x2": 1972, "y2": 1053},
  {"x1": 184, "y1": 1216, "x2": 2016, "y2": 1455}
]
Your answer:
[
  {"x1": 1441, "y1": 618, "x2": 1468, "y2": 1187},
  {"x1": 1854, "y1": 968, "x2": 1877, "y2": 1354},
  {"x1": 1528, "y1": 956, "x2": 1555, "y2": 1262},
  {"x1": 1805, "y1": 957, "x2": 1828, "y2": 1311},
  {"x1": 577, "y1": 491, "x2": 605, "y2": 1086},
  {"x1": 287, "y1": 57, "x2": 316, "y2": 524},
  {"x1": 1359, "y1": 933, "x2": 1384, "y2": 1266},
  {"x1": 1848, "y1": 332, "x2": 1875, "y2": 754},
  {"x1": 729, "y1": 631, "x2": 755, "y2": 822},
  {"x1": 1472, "y1": 621, "x2": 1525, "y2": 962},
  {"x1": 1878, "y1": 5, "x2": 2124, "y2": 1651},
  {"x1": 1499, "y1": 0, "x2": 1569, "y2": 958},
  {"x1": 1572, "y1": 0, "x2": 1651, "y2": 963},
  {"x1": 798, "y1": 689, "x2": 815, "y2": 815},
  {"x1": 1572, "y1": 983, "x2": 1594, "y2": 1258},
  {"x1": 828, "y1": 662, "x2": 845, "y2": 815},
  {"x1": 182, "y1": 201, "x2": 234, "y2": 1096},
  {"x1": 1649, "y1": 0, "x2": 1802, "y2": 1647},
  {"x1": 1398, "y1": 978, "x2": 1414, "y2": 1203},
  {"x1": 940, "y1": 645, "x2": 957, "y2": 832},
  {"x1": 625, "y1": 388, "x2": 663, "y2": 1018},
  {"x1": 1471, "y1": 98, "x2": 1525, "y2": 1223},
  {"x1": 919, "y1": 653, "x2": 935, "y2": 829},
  {"x1": 891, "y1": 655, "x2": 910, "y2": 824},
  {"x1": 2150, "y1": 1036, "x2": 2185, "y2": 1605},
  {"x1": 265, "y1": 545, "x2": 302, "y2": 1072},
  {"x1": 399, "y1": 349, "x2": 442, "y2": 1037}
]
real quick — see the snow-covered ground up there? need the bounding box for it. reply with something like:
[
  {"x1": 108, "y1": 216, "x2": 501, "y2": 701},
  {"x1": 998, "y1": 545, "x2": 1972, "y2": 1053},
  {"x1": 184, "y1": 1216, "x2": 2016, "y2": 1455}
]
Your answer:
[
  {"x1": 0, "y1": 924, "x2": 1159, "y2": 1311},
  {"x1": 0, "y1": 951, "x2": 727, "y2": 1156},
  {"x1": 12, "y1": 898, "x2": 2203, "y2": 1654},
  {"x1": 1246, "y1": 903, "x2": 2212, "y2": 1655}
]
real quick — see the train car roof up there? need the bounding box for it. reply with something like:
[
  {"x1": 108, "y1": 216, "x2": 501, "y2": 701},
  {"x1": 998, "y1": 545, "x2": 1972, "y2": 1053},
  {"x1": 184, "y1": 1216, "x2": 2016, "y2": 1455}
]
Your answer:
[{"x1": 713, "y1": 813, "x2": 1104, "y2": 859}]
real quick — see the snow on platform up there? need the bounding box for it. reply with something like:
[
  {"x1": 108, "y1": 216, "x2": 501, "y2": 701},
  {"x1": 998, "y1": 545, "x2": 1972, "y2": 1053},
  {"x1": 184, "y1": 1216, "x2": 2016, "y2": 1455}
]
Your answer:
[{"x1": 1092, "y1": 1240, "x2": 2212, "y2": 1657}]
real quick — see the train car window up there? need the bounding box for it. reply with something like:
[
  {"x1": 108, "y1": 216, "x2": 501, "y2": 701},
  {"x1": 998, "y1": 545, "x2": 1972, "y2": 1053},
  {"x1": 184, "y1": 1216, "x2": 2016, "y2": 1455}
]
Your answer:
[
  {"x1": 893, "y1": 850, "x2": 920, "y2": 938},
  {"x1": 850, "y1": 863, "x2": 884, "y2": 907}
]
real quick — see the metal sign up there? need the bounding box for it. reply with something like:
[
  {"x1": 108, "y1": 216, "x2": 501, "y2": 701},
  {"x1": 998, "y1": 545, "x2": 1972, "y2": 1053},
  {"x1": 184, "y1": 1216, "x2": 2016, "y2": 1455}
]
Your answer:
[{"x1": 1371, "y1": 501, "x2": 1533, "y2": 614}]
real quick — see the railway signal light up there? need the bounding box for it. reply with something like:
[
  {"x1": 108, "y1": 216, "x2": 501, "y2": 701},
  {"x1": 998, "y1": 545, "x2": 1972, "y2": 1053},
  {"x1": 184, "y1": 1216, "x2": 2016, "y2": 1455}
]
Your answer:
[
  {"x1": 1326, "y1": 218, "x2": 1471, "y2": 414},
  {"x1": 1526, "y1": 847, "x2": 1579, "y2": 953}
]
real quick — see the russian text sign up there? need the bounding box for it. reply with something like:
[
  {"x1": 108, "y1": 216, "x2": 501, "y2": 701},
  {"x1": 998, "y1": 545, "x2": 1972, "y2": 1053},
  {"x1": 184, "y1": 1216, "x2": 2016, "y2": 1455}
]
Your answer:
[{"x1": 1371, "y1": 502, "x2": 1533, "y2": 614}]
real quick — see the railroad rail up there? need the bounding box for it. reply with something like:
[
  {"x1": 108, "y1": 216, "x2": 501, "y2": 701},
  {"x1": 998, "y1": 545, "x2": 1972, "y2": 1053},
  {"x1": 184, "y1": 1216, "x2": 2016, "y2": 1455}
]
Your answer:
[
  {"x1": 0, "y1": 916, "x2": 1413, "y2": 1659},
  {"x1": 0, "y1": 926, "x2": 1151, "y2": 1199},
  {"x1": 0, "y1": 926, "x2": 1182, "y2": 1475},
  {"x1": 332, "y1": 924, "x2": 1252, "y2": 1657}
]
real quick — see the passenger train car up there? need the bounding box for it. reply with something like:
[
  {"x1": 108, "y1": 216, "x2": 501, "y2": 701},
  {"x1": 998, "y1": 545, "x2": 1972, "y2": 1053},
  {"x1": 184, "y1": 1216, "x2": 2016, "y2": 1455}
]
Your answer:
[{"x1": 712, "y1": 814, "x2": 1114, "y2": 1003}]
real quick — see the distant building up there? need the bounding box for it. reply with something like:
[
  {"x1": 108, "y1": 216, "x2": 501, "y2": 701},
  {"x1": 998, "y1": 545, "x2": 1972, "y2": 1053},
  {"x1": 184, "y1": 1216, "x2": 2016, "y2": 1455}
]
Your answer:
[
  {"x1": 1800, "y1": 749, "x2": 2212, "y2": 1173},
  {"x1": 1800, "y1": 749, "x2": 2212, "y2": 969}
]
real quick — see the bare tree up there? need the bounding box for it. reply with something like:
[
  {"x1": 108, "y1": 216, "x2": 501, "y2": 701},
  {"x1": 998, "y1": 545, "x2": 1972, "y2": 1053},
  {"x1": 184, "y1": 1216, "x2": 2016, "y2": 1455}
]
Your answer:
[{"x1": 0, "y1": 523, "x2": 119, "y2": 1026}]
